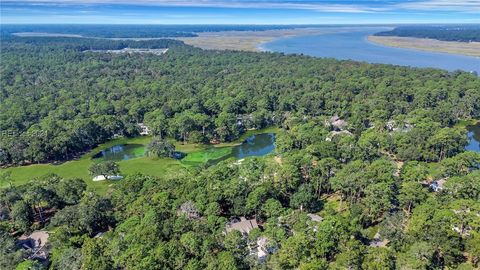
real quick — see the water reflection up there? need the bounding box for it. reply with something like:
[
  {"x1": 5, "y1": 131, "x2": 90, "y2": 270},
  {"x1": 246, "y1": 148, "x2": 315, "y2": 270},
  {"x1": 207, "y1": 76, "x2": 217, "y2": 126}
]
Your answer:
[
  {"x1": 466, "y1": 124, "x2": 480, "y2": 152},
  {"x1": 232, "y1": 133, "x2": 276, "y2": 159},
  {"x1": 92, "y1": 133, "x2": 276, "y2": 164},
  {"x1": 93, "y1": 144, "x2": 145, "y2": 161},
  {"x1": 210, "y1": 133, "x2": 276, "y2": 165}
]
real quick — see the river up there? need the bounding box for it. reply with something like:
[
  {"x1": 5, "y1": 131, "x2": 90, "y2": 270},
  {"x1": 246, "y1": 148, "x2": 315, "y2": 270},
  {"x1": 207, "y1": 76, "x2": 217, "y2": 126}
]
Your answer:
[{"x1": 261, "y1": 27, "x2": 480, "y2": 73}]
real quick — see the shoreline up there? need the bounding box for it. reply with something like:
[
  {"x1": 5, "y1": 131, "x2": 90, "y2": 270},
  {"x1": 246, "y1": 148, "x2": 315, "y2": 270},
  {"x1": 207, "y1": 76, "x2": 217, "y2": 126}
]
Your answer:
[
  {"x1": 177, "y1": 27, "x2": 366, "y2": 52},
  {"x1": 368, "y1": 36, "x2": 480, "y2": 58}
]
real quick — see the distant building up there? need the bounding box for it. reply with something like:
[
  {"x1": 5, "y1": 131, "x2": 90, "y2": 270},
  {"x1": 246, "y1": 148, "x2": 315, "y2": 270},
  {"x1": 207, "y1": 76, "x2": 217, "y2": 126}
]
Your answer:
[
  {"x1": 137, "y1": 123, "x2": 151, "y2": 136},
  {"x1": 18, "y1": 231, "x2": 50, "y2": 260},
  {"x1": 386, "y1": 120, "x2": 413, "y2": 133},
  {"x1": 307, "y1": 213, "x2": 323, "y2": 222},
  {"x1": 332, "y1": 119, "x2": 347, "y2": 131},
  {"x1": 225, "y1": 217, "x2": 258, "y2": 235},
  {"x1": 249, "y1": 236, "x2": 277, "y2": 262},
  {"x1": 326, "y1": 115, "x2": 348, "y2": 131},
  {"x1": 430, "y1": 178, "x2": 447, "y2": 192},
  {"x1": 325, "y1": 130, "x2": 353, "y2": 141},
  {"x1": 87, "y1": 48, "x2": 168, "y2": 55},
  {"x1": 369, "y1": 232, "x2": 389, "y2": 248},
  {"x1": 306, "y1": 213, "x2": 323, "y2": 232}
]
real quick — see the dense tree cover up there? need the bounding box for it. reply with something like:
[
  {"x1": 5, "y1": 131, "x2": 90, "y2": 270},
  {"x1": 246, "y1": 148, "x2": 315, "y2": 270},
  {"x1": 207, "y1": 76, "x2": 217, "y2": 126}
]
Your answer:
[
  {"x1": 89, "y1": 161, "x2": 120, "y2": 178},
  {"x1": 1, "y1": 33, "x2": 480, "y2": 269},
  {"x1": 1, "y1": 36, "x2": 479, "y2": 166},
  {"x1": 1, "y1": 36, "x2": 184, "y2": 51},
  {"x1": 375, "y1": 25, "x2": 480, "y2": 42},
  {"x1": 146, "y1": 137, "x2": 176, "y2": 158},
  {"x1": 1, "y1": 24, "x2": 314, "y2": 39},
  {"x1": 1, "y1": 138, "x2": 479, "y2": 269}
]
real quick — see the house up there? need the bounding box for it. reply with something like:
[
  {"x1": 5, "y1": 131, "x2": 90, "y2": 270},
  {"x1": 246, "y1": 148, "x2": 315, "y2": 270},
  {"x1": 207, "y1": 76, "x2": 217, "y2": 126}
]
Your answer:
[
  {"x1": 137, "y1": 123, "x2": 151, "y2": 136},
  {"x1": 325, "y1": 115, "x2": 348, "y2": 131},
  {"x1": 225, "y1": 217, "x2": 258, "y2": 235},
  {"x1": 307, "y1": 213, "x2": 323, "y2": 222},
  {"x1": 18, "y1": 231, "x2": 50, "y2": 260},
  {"x1": 386, "y1": 120, "x2": 413, "y2": 133},
  {"x1": 369, "y1": 232, "x2": 389, "y2": 247},
  {"x1": 249, "y1": 236, "x2": 276, "y2": 262},
  {"x1": 430, "y1": 178, "x2": 447, "y2": 192},
  {"x1": 386, "y1": 120, "x2": 396, "y2": 131},
  {"x1": 306, "y1": 213, "x2": 323, "y2": 232},
  {"x1": 332, "y1": 119, "x2": 348, "y2": 131},
  {"x1": 325, "y1": 130, "x2": 353, "y2": 141}
]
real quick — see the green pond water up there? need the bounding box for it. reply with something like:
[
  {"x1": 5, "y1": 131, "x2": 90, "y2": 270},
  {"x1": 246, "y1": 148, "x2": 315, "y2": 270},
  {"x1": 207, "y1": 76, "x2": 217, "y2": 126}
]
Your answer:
[
  {"x1": 92, "y1": 133, "x2": 276, "y2": 164},
  {"x1": 182, "y1": 133, "x2": 276, "y2": 166}
]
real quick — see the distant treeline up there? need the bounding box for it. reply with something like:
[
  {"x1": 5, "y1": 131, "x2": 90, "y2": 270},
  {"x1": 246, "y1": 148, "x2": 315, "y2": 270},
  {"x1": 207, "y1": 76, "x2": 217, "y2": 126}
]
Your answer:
[
  {"x1": 375, "y1": 25, "x2": 480, "y2": 42},
  {"x1": 1, "y1": 24, "x2": 320, "y2": 39},
  {"x1": 1, "y1": 36, "x2": 184, "y2": 51}
]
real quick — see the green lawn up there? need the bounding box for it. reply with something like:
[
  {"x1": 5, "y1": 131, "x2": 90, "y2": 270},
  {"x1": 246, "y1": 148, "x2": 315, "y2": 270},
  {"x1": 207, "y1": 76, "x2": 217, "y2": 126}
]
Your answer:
[
  {"x1": 0, "y1": 136, "x2": 165, "y2": 194},
  {"x1": 0, "y1": 127, "x2": 279, "y2": 194},
  {"x1": 181, "y1": 147, "x2": 233, "y2": 167}
]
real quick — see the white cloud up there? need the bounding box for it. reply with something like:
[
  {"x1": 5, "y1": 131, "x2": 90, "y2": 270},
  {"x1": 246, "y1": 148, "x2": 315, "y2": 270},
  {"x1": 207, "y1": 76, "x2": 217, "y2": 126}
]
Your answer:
[
  {"x1": 4, "y1": 0, "x2": 480, "y2": 13},
  {"x1": 5, "y1": 0, "x2": 384, "y2": 13},
  {"x1": 396, "y1": 0, "x2": 480, "y2": 12}
]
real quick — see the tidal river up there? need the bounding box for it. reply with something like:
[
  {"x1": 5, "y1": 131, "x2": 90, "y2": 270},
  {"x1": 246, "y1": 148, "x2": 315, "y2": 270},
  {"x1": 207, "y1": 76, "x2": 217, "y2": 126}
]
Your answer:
[{"x1": 261, "y1": 27, "x2": 480, "y2": 74}]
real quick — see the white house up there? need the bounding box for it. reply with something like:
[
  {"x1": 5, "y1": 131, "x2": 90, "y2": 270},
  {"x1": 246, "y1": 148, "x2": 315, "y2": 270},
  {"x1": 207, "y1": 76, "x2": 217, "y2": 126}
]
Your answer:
[{"x1": 138, "y1": 123, "x2": 151, "y2": 136}]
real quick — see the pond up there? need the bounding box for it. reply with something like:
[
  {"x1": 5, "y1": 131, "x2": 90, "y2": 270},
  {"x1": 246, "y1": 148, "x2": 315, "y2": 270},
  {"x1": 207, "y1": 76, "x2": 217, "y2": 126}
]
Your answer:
[
  {"x1": 181, "y1": 133, "x2": 276, "y2": 166},
  {"x1": 466, "y1": 124, "x2": 480, "y2": 152},
  {"x1": 230, "y1": 133, "x2": 276, "y2": 159},
  {"x1": 209, "y1": 133, "x2": 276, "y2": 165},
  {"x1": 92, "y1": 133, "x2": 276, "y2": 164},
  {"x1": 92, "y1": 144, "x2": 145, "y2": 161}
]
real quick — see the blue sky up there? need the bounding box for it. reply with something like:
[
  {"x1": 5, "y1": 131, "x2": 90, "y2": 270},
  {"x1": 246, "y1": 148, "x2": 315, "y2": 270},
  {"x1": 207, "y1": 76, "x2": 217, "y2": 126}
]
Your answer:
[{"x1": 2, "y1": 0, "x2": 479, "y2": 24}]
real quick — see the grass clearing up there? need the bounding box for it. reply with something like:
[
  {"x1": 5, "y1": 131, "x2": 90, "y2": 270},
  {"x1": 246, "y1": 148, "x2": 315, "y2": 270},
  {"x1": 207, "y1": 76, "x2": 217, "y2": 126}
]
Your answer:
[
  {"x1": 0, "y1": 127, "x2": 279, "y2": 193},
  {"x1": 181, "y1": 147, "x2": 232, "y2": 167},
  {"x1": 0, "y1": 136, "x2": 176, "y2": 194},
  {"x1": 177, "y1": 28, "x2": 345, "y2": 51},
  {"x1": 368, "y1": 36, "x2": 480, "y2": 57},
  {"x1": 455, "y1": 119, "x2": 480, "y2": 129}
]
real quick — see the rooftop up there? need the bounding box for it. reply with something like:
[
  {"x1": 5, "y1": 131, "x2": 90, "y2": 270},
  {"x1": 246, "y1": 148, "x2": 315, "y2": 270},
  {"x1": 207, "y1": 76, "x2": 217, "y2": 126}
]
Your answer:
[
  {"x1": 225, "y1": 217, "x2": 258, "y2": 235},
  {"x1": 18, "y1": 230, "x2": 50, "y2": 260}
]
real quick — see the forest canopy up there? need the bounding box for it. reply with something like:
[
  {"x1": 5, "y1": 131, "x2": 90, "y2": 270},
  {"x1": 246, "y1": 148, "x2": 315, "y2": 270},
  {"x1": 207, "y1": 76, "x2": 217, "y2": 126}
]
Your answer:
[
  {"x1": 375, "y1": 25, "x2": 480, "y2": 42},
  {"x1": 1, "y1": 36, "x2": 479, "y2": 166},
  {"x1": 1, "y1": 33, "x2": 480, "y2": 269},
  {"x1": 1, "y1": 24, "x2": 318, "y2": 39}
]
